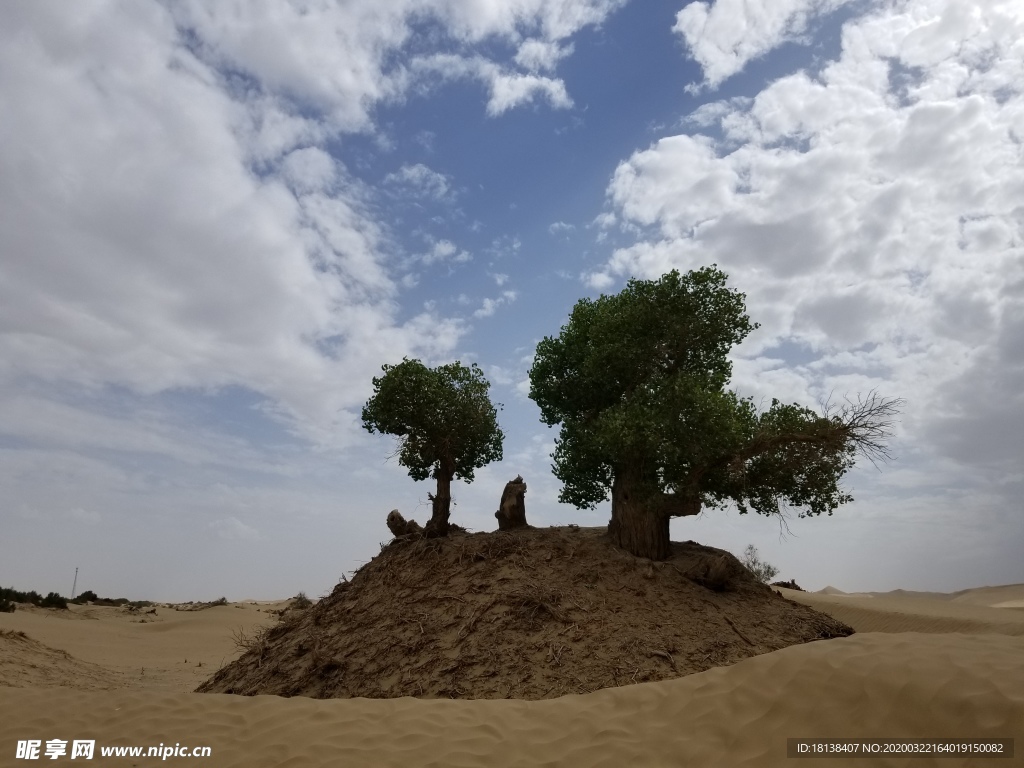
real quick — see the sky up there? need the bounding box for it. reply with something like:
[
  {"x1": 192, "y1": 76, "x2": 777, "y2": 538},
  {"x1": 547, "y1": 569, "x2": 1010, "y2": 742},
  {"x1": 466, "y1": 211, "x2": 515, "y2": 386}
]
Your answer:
[{"x1": 2, "y1": 0, "x2": 1021, "y2": 602}]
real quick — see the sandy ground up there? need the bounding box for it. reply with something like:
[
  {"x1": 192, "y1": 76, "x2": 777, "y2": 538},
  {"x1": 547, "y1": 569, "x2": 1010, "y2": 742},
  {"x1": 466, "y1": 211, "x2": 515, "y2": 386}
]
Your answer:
[{"x1": 2, "y1": 586, "x2": 1022, "y2": 767}]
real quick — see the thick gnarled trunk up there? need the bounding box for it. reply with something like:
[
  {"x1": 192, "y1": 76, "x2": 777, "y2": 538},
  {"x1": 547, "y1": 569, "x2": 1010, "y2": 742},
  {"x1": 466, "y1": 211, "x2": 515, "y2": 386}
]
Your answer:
[
  {"x1": 608, "y1": 470, "x2": 701, "y2": 560},
  {"x1": 425, "y1": 464, "x2": 454, "y2": 538},
  {"x1": 608, "y1": 472, "x2": 671, "y2": 560}
]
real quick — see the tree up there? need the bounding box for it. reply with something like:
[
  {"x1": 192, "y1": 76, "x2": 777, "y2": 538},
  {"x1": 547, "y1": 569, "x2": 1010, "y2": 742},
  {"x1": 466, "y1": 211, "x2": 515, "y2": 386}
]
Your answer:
[
  {"x1": 529, "y1": 266, "x2": 903, "y2": 561},
  {"x1": 740, "y1": 545, "x2": 779, "y2": 584},
  {"x1": 362, "y1": 358, "x2": 504, "y2": 537}
]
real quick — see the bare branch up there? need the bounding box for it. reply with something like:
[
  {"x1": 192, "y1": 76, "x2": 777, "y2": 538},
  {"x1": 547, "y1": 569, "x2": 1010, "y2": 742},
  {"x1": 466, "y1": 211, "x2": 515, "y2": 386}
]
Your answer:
[{"x1": 820, "y1": 389, "x2": 905, "y2": 470}]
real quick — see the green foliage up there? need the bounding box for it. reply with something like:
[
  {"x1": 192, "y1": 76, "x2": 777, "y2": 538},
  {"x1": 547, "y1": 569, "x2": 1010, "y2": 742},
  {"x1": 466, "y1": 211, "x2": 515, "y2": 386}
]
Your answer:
[
  {"x1": 530, "y1": 266, "x2": 759, "y2": 508},
  {"x1": 41, "y1": 592, "x2": 69, "y2": 610},
  {"x1": 740, "y1": 545, "x2": 780, "y2": 584},
  {"x1": 74, "y1": 590, "x2": 98, "y2": 604},
  {"x1": 362, "y1": 358, "x2": 504, "y2": 484},
  {"x1": 0, "y1": 598, "x2": 15, "y2": 613},
  {"x1": 0, "y1": 586, "x2": 43, "y2": 606},
  {"x1": 529, "y1": 266, "x2": 901, "y2": 520}
]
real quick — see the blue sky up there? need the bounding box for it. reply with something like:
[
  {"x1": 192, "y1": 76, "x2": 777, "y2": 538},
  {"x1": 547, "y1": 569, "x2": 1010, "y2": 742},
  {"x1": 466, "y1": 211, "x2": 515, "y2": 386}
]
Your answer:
[{"x1": 2, "y1": 0, "x2": 1022, "y2": 601}]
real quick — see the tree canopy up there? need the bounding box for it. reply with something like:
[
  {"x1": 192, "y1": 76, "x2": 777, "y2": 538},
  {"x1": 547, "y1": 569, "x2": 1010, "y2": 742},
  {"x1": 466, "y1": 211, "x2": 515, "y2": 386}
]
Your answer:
[
  {"x1": 529, "y1": 266, "x2": 903, "y2": 560},
  {"x1": 362, "y1": 357, "x2": 504, "y2": 536}
]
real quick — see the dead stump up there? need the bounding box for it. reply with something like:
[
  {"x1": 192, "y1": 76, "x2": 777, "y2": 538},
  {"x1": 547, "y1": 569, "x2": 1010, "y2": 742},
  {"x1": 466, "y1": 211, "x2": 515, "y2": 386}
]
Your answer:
[
  {"x1": 386, "y1": 509, "x2": 423, "y2": 538},
  {"x1": 495, "y1": 475, "x2": 528, "y2": 530}
]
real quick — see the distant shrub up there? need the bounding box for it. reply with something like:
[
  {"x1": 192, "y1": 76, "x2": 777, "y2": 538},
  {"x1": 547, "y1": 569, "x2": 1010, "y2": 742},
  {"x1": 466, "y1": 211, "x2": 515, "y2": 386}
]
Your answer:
[
  {"x1": 740, "y1": 545, "x2": 780, "y2": 584},
  {"x1": 0, "y1": 587, "x2": 43, "y2": 606},
  {"x1": 771, "y1": 579, "x2": 804, "y2": 591},
  {"x1": 74, "y1": 590, "x2": 98, "y2": 604},
  {"x1": 212, "y1": 597, "x2": 228, "y2": 606},
  {"x1": 41, "y1": 592, "x2": 69, "y2": 610},
  {"x1": 292, "y1": 592, "x2": 312, "y2": 610},
  {"x1": 0, "y1": 598, "x2": 15, "y2": 613}
]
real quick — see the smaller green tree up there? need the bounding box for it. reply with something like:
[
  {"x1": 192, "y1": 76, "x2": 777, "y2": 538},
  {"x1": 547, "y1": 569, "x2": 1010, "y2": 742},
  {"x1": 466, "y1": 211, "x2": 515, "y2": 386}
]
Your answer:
[{"x1": 362, "y1": 358, "x2": 504, "y2": 537}]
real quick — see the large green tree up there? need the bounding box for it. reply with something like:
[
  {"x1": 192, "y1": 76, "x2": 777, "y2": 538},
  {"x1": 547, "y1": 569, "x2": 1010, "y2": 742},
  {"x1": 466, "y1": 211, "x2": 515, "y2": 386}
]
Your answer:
[
  {"x1": 362, "y1": 358, "x2": 504, "y2": 537},
  {"x1": 529, "y1": 266, "x2": 903, "y2": 560}
]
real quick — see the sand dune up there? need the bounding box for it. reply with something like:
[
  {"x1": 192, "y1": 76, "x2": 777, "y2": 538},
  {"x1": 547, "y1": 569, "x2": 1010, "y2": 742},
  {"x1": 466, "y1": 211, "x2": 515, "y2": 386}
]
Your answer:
[
  {"x1": 2, "y1": 585, "x2": 1022, "y2": 766},
  {"x1": 0, "y1": 630, "x2": 123, "y2": 691},
  {"x1": 947, "y1": 584, "x2": 1024, "y2": 608},
  {"x1": 0, "y1": 601, "x2": 287, "y2": 693},
  {"x1": 780, "y1": 587, "x2": 1024, "y2": 636}
]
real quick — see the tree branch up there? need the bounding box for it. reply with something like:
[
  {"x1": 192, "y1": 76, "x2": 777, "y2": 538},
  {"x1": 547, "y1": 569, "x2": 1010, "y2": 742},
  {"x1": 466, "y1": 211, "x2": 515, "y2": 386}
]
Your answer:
[
  {"x1": 652, "y1": 492, "x2": 701, "y2": 519},
  {"x1": 684, "y1": 389, "x2": 903, "y2": 489},
  {"x1": 820, "y1": 389, "x2": 905, "y2": 469}
]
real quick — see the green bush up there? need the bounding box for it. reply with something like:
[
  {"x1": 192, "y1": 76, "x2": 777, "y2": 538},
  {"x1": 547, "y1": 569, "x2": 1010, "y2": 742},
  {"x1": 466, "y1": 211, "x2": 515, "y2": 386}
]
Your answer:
[
  {"x1": 40, "y1": 592, "x2": 69, "y2": 610},
  {"x1": 0, "y1": 587, "x2": 42, "y2": 606},
  {"x1": 0, "y1": 598, "x2": 15, "y2": 613},
  {"x1": 740, "y1": 544, "x2": 780, "y2": 584},
  {"x1": 292, "y1": 592, "x2": 312, "y2": 610}
]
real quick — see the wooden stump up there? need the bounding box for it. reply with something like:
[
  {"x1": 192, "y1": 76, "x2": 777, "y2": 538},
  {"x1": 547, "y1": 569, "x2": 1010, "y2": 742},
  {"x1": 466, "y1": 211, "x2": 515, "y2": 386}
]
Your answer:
[
  {"x1": 494, "y1": 475, "x2": 528, "y2": 530},
  {"x1": 386, "y1": 509, "x2": 422, "y2": 538}
]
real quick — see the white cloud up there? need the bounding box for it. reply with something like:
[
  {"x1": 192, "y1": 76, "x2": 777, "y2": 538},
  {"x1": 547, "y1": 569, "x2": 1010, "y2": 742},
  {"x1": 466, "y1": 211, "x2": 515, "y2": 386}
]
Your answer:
[
  {"x1": 682, "y1": 96, "x2": 753, "y2": 128},
  {"x1": 419, "y1": 239, "x2": 472, "y2": 265},
  {"x1": 279, "y1": 147, "x2": 338, "y2": 194},
  {"x1": 515, "y1": 39, "x2": 575, "y2": 72},
  {"x1": 549, "y1": 220, "x2": 576, "y2": 234},
  {"x1": 675, "y1": 0, "x2": 855, "y2": 90},
  {"x1": 383, "y1": 163, "x2": 451, "y2": 200},
  {"x1": 489, "y1": 71, "x2": 573, "y2": 114},
  {"x1": 487, "y1": 365, "x2": 516, "y2": 386},
  {"x1": 410, "y1": 54, "x2": 574, "y2": 116},
  {"x1": 582, "y1": 271, "x2": 616, "y2": 290},
  {"x1": 601, "y1": 0, "x2": 1024, "y2": 506},
  {"x1": 474, "y1": 291, "x2": 519, "y2": 318},
  {"x1": 160, "y1": 0, "x2": 624, "y2": 141}
]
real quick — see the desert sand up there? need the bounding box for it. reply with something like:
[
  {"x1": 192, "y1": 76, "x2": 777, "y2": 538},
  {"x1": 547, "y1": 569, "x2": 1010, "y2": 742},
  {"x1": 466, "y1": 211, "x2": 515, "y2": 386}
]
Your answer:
[{"x1": 2, "y1": 584, "x2": 1022, "y2": 767}]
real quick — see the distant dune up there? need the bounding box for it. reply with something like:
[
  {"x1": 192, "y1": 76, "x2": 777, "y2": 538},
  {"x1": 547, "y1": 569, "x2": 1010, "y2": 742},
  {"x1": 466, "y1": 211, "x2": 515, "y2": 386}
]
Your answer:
[{"x1": 816, "y1": 585, "x2": 849, "y2": 595}]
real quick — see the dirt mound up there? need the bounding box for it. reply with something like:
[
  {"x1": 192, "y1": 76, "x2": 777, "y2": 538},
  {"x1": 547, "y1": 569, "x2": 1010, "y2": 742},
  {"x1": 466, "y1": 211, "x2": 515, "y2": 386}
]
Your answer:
[{"x1": 197, "y1": 526, "x2": 853, "y2": 700}]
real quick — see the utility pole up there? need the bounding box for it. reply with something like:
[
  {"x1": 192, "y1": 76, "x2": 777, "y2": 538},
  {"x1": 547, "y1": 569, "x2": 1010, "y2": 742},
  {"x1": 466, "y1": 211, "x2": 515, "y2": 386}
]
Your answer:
[{"x1": 71, "y1": 567, "x2": 78, "y2": 600}]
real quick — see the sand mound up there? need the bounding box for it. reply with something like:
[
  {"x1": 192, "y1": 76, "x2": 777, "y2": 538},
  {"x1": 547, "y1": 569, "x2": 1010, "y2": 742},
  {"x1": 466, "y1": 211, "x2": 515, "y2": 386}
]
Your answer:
[
  {"x1": 949, "y1": 583, "x2": 1024, "y2": 608},
  {"x1": 0, "y1": 629, "x2": 125, "y2": 690},
  {"x1": 779, "y1": 589, "x2": 1024, "y2": 636},
  {"x1": 817, "y1": 585, "x2": 847, "y2": 595},
  {"x1": 5, "y1": 632, "x2": 1021, "y2": 767},
  {"x1": 0, "y1": 601, "x2": 283, "y2": 693},
  {"x1": 198, "y1": 526, "x2": 852, "y2": 700}
]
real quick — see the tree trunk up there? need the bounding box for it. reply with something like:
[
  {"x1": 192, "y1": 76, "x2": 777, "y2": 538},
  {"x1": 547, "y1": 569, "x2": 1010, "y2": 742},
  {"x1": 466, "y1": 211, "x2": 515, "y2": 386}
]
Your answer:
[
  {"x1": 608, "y1": 471, "x2": 671, "y2": 561},
  {"x1": 425, "y1": 464, "x2": 454, "y2": 538}
]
